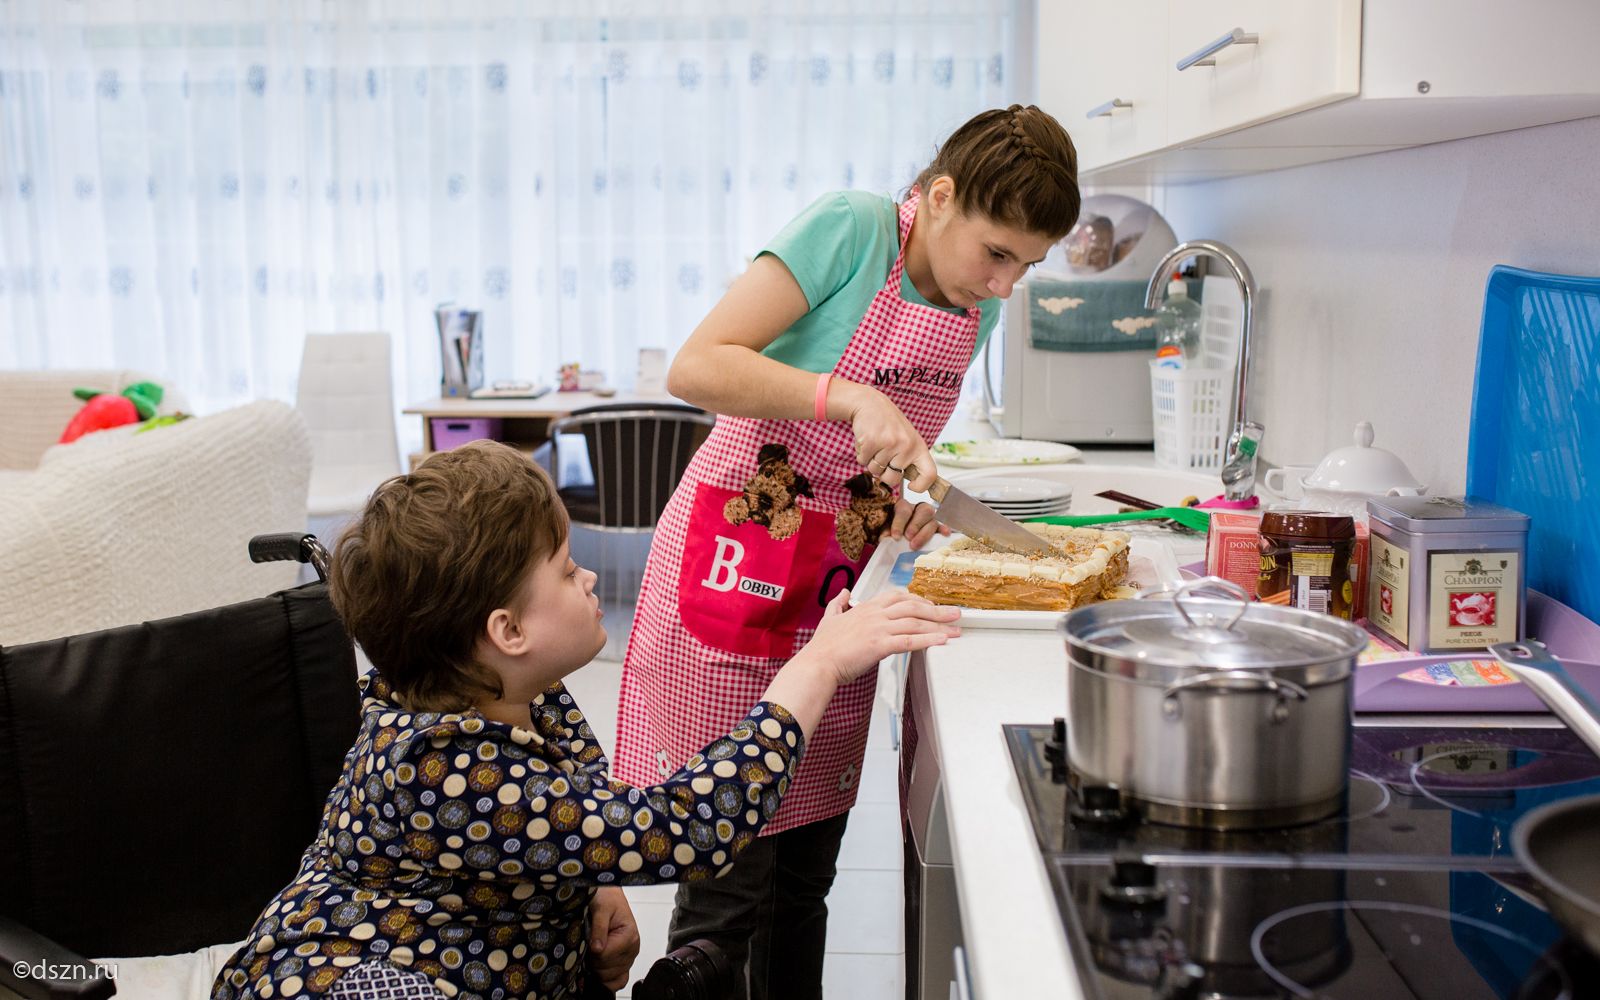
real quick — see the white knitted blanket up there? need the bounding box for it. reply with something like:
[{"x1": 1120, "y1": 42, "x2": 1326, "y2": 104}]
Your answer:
[{"x1": 0, "y1": 400, "x2": 311, "y2": 646}]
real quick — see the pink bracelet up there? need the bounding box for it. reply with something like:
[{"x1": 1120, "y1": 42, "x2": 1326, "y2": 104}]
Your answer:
[{"x1": 814, "y1": 372, "x2": 832, "y2": 422}]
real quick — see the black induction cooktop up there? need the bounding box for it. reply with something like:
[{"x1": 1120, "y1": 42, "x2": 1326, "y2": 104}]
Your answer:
[{"x1": 1004, "y1": 720, "x2": 1600, "y2": 999}]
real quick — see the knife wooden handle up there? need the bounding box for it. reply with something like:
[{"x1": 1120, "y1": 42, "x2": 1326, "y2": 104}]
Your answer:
[{"x1": 903, "y1": 464, "x2": 948, "y2": 502}]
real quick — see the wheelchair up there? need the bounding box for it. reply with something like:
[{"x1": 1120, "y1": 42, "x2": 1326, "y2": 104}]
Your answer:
[{"x1": 0, "y1": 534, "x2": 731, "y2": 1000}]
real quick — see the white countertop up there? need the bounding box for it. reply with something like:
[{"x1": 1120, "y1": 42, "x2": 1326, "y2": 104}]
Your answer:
[
  {"x1": 906, "y1": 440, "x2": 1215, "y2": 997},
  {"x1": 921, "y1": 629, "x2": 1080, "y2": 1000}
]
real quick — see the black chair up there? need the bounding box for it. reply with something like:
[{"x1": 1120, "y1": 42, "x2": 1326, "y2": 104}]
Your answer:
[
  {"x1": 0, "y1": 534, "x2": 359, "y2": 998},
  {"x1": 549, "y1": 402, "x2": 716, "y2": 530},
  {"x1": 549, "y1": 403, "x2": 715, "y2": 615}
]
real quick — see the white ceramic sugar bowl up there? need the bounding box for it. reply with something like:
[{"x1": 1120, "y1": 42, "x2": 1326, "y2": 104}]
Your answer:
[{"x1": 1263, "y1": 422, "x2": 1427, "y2": 518}]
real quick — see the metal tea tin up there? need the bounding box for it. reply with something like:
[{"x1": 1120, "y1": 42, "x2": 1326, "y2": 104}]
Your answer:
[{"x1": 1364, "y1": 496, "x2": 1530, "y2": 654}]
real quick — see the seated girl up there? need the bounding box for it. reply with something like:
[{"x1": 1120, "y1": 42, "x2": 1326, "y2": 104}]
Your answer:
[{"x1": 212, "y1": 440, "x2": 959, "y2": 1000}]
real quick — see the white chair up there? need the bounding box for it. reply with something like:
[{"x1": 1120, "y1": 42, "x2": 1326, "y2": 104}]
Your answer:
[{"x1": 294, "y1": 333, "x2": 402, "y2": 539}]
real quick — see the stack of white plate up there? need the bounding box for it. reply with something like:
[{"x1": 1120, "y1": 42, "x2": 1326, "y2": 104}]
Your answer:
[{"x1": 959, "y1": 475, "x2": 1073, "y2": 519}]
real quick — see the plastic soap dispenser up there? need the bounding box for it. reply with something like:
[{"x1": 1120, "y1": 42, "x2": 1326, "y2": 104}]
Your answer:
[{"x1": 1154, "y1": 275, "x2": 1202, "y2": 369}]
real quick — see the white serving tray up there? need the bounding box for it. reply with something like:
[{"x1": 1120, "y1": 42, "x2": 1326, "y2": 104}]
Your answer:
[{"x1": 849, "y1": 533, "x2": 1181, "y2": 630}]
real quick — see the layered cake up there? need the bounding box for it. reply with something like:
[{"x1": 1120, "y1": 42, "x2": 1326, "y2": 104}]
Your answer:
[{"x1": 908, "y1": 524, "x2": 1132, "y2": 612}]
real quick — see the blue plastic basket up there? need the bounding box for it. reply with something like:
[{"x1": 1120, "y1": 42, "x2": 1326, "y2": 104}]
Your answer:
[{"x1": 1466, "y1": 265, "x2": 1600, "y2": 626}]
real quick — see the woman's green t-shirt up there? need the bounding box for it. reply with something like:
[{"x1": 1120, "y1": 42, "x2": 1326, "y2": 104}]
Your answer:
[{"x1": 757, "y1": 191, "x2": 1000, "y2": 374}]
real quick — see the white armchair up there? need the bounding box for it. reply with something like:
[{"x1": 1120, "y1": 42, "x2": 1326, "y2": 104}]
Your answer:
[{"x1": 0, "y1": 400, "x2": 311, "y2": 646}]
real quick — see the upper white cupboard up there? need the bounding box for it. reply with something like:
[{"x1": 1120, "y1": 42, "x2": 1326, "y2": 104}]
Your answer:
[{"x1": 1039, "y1": 0, "x2": 1600, "y2": 184}]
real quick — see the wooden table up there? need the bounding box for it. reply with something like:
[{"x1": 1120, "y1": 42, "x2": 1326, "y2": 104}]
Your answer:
[{"x1": 402, "y1": 391, "x2": 684, "y2": 468}]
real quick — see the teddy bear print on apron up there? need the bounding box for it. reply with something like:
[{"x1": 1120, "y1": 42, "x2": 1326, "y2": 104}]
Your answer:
[{"x1": 615, "y1": 190, "x2": 978, "y2": 832}]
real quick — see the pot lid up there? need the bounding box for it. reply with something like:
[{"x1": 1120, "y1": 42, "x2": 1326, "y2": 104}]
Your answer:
[
  {"x1": 1060, "y1": 578, "x2": 1370, "y2": 672},
  {"x1": 1301, "y1": 422, "x2": 1425, "y2": 495}
]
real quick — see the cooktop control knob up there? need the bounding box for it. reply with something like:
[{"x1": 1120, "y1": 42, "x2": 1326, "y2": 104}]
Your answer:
[
  {"x1": 1043, "y1": 717, "x2": 1068, "y2": 782},
  {"x1": 1071, "y1": 784, "x2": 1127, "y2": 824},
  {"x1": 1101, "y1": 859, "x2": 1166, "y2": 908}
]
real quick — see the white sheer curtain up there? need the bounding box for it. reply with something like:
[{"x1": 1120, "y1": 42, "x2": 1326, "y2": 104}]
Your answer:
[{"x1": 0, "y1": 0, "x2": 1021, "y2": 443}]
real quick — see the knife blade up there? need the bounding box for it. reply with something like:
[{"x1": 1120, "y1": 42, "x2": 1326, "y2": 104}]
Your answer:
[{"x1": 915, "y1": 470, "x2": 1059, "y2": 557}]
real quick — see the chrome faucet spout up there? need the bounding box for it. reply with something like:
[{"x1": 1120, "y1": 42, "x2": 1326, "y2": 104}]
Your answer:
[{"x1": 1145, "y1": 239, "x2": 1261, "y2": 499}]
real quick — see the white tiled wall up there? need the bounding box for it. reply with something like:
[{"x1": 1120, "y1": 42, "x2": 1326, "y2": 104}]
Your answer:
[{"x1": 1132, "y1": 115, "x2": 1600, "y2": 494}]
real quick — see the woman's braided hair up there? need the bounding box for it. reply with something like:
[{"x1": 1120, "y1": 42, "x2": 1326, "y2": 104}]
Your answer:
[{"x1": 912, "y1": 104, "x2": 1081, "y2": 239}]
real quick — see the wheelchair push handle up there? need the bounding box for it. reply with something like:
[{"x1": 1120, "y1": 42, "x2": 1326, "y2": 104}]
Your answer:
[{"x1": 249, "y1": 533, "x2": 331, "y2": 582}]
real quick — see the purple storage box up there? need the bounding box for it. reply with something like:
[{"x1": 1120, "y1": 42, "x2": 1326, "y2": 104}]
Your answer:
[{"x1": 431, "y1": 417, "x2": 503, "y2": 450}]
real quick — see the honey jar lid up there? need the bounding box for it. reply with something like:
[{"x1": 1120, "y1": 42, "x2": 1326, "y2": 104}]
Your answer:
[
  {"x1": 1259, "y1": 510, "x2": 1356, "y2": 541},
  {"x1": 1366, "y1": 495, "x2": 1530, "y2": 533}
]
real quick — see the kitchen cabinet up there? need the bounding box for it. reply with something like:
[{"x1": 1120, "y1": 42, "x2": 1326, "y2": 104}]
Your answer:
[
  {"x1": 1164, "y1": 1, "x2": 1360, "y2": 144},
  {"x1": 1044, "y1": 1, "x2": 1168, "y2": 168},
  {"x1": 1038, "y1": 0, "x2": 1600, "y2": 184}
]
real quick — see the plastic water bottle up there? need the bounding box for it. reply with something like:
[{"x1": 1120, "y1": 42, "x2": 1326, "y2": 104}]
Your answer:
[{"x1": 1154, "y1": 277, "x2": 1202, "y2": 369}]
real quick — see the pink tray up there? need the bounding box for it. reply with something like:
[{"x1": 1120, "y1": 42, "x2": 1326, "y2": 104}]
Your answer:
[{"x1": 1352, "y1": 589, "x2": 1600, "y2": 713}]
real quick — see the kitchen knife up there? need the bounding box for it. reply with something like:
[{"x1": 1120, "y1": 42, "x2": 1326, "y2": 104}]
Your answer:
[{"x1": 909, "y1": 466, "x2": 1058, "y2": 557}]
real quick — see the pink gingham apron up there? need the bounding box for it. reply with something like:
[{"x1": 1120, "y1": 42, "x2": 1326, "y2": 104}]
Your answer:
[{"x1": 613, "y1": 190, "x2": 977, "y2": 833}]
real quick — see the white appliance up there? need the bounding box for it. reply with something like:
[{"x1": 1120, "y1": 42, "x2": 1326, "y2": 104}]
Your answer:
[
  {"x1": 985, "y1": 280, "x2": 1156, "y2": 443},
  {"x1": 902, "y1": 653, "x2": 964, "y2": 1000},
  {"x1": 983, "y1": 194, "x2": 1183, "y2": 445}
]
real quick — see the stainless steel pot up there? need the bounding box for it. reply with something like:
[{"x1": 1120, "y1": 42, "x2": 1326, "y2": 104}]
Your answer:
[{"x1": 1059, "y1": 577, "x2": 1370, "y2": 829}]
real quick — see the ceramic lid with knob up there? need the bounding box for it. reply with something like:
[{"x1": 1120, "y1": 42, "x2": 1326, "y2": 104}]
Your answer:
[{"x1": 1301, "y1": 421, "x2": 1425, "y2": 495}]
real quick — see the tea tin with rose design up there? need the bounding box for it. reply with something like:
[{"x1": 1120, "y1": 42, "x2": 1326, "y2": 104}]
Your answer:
[{"x1": 1365, "y1": 495, "x2": 1530, "y2": 653}]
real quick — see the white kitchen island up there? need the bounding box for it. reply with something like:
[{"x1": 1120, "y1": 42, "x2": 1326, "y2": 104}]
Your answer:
[
  {"x1": 915, "y1": 629, "x2": 1083, "y2": 1000},
  {"x1": 898, "y1": 450, "x2": 1216, "y2": 998}
]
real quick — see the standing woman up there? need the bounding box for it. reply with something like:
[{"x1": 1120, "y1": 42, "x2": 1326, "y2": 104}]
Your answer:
[{"x1": 612, "y1": 105, "x2": 1080, "y2": 999}]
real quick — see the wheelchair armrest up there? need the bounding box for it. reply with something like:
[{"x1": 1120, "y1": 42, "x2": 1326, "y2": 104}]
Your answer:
[{"x1": 0, "y1": 915, "x2": 117, "y2": 999}]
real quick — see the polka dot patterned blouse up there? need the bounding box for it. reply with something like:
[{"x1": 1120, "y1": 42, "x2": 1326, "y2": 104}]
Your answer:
[{"x1": 212, "y1": 673, "x2": 805, "y2": 1000}]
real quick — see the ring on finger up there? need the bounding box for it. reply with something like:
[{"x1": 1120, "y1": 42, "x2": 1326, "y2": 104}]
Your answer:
[{"x1": 886, "y1": 463, "x2": 905, "y2": 473}]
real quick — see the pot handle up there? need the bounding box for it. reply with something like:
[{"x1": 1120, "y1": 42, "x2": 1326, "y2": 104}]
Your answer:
[
  {"x1": 1161, "y1": 669, "x2": 1309, "y2": 723},
  {"x1": 1165, "y1": 576, "x2": 1251, "y2": 633},
  {"x1": 1489, "y1": 641, "x2": 1600, "y2": 758}
]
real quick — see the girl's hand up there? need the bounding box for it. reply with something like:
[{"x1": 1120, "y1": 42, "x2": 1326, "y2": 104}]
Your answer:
[
  {"x1": 889, "y1": 498, "x2": 949, "y2": 549},
  {"x1": 589, "y1": 886, "x2": 641, "y2": 991},
  {"x1": 805, "y1": 590, "x2": 961, "y2": 685},
  {"x1": 841, "y1": 382, "x2": 938, "y2": 493}
]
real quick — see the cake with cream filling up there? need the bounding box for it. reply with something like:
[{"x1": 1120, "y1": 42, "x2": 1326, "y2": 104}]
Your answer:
[{"x1": 908, "y1": 524, "x2": 1132, "y2": 612}]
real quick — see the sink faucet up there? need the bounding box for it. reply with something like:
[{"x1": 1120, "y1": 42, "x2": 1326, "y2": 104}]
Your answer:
[{"x1": 1144, "y1": 239, "x2": 1262, "y2": 500}]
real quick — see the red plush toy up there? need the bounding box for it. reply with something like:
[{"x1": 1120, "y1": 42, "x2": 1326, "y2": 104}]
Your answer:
[{"x1": 58, "y1": 382, "x2": 165, "y2": 444}]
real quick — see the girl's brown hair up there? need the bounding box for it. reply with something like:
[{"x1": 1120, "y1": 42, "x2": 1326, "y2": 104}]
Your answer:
[
  {"x1": 913, "y1": 104, "x2": 1081, "y2": 239},
  {"x1": 329, "y1": 440, "x2": 569, "y2": 712}
]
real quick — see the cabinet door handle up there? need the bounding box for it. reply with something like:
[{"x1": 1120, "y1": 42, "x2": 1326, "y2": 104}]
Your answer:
[
  {"x1": 953, "y1": 945, "x2": 975, "y2": 1000},
  {"x1": 1086, "y1": 98, "x2": 1133, "y2": 119},
  {"x1": 1177, "y1": 27, "x2": 1259, "y2": 71}
]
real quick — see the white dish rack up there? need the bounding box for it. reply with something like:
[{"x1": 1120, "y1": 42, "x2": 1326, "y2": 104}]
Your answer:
[{"x1": 1150, "y1": 275, "x2": 1243, "y2": 474}]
